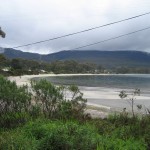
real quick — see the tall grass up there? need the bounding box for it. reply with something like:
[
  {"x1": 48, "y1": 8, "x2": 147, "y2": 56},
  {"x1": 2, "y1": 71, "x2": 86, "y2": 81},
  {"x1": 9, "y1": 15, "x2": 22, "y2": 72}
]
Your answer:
[{"x1": 0, "y1": 119, "x2": 147, "y2": 150}]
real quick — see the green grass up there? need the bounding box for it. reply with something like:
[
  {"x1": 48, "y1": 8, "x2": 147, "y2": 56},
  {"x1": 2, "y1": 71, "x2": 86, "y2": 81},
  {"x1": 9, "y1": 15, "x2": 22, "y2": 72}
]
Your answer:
[{"x1": 0, "y1": 117, "x2": 149, "y2": 150}]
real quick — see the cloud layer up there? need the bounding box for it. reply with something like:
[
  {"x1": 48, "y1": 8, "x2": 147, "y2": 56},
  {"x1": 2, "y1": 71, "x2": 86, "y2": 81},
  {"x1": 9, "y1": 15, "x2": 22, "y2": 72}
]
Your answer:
[{"x1": 0, "y1": 0, "x2": 150, "y2": 54}]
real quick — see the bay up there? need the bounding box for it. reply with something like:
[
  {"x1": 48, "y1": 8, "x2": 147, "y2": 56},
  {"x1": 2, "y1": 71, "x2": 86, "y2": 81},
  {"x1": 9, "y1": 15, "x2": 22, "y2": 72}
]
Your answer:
[
  {"x1": 36, "y1": 74, "x2": 150, "y2": 90},
  {"x1": 34, "y1": 74, "x2": 150, "y2": 110}
]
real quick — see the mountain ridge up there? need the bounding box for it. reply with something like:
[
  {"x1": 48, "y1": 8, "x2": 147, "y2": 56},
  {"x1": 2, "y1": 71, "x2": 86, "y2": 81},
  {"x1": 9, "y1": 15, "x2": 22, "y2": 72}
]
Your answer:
[{"x1": 1, "y1": 48, "x2": 150, "y2": 68}]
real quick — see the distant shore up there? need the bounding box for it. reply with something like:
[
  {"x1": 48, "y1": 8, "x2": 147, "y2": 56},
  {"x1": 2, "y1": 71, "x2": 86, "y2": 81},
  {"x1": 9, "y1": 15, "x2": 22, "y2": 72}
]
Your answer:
[
  {"x1": 8, "y1": 73, "x2": 150, "y2": 86},
  {"x1": 8, "y1": 73, "x2": 116, "y2": 86}
]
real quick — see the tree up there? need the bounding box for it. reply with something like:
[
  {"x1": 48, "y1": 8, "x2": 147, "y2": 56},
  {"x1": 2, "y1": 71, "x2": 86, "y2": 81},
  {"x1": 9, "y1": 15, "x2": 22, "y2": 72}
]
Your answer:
[
  {"x1": 31, "y1": 79, "x2": 87, "y2": 119},
  {"x1": 11, "y1": 59, "x2": 22, "y2": 70},
  {"x1": 0, "y1": 54, "x2": 6, "y2": 68},
  {"x1": 119, "y1": 89, "x2": 140, "y2": 117},
  {"x1": 0, "y1": 76, "x2": 31, "y2": 128},
  {"x1": 0, "y1": 27, "x2": 6, "y2": 38},
  {"x1": 31, "y1": 79, "x2": 63, "y2": 118}
]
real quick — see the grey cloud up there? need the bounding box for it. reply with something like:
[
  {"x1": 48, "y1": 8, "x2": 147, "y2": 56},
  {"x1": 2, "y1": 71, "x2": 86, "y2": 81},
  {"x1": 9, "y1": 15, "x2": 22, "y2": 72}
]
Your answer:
[{"x1": 0, "y1": 0, "x2": 150, "y2": 54}]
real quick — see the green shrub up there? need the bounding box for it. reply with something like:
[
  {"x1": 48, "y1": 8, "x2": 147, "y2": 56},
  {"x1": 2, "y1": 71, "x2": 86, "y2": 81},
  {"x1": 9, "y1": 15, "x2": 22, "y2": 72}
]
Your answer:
[
  {"x1": 97, "y1": 136, "x2": 146, "y2": 150},
  {"x1": 108, "y1": 113, "x2": 140, "y2": 126},
  {"x1": 56, "y1": 85, "x2": 87, "y2": 120},
  {"x1": 0, "y1": 75, "x2": 32, "y2": 128},
  {"x1": 24, "y1": 120, "x2": 100, "y2": 150},
  {"x1": 0, "y1": 112, "x2": 30, "y2": 128},
  {"x1": 31, "y1": 79, "x2": 64, "y2": 118},
  {"x1": 0, "y1": 129, "x2": 37, "y2": 150},
  {"x1": 29, "y1": 104, "x2": 42, "y2": 119},
  {"x1": 0, "y1": 76, "x2": 31, "y2": 114},
  {"x1": 0, "y1": 119, "x2": 147, "y2": 150},
  {"x1": 31, "y1": 80, "x2": 87, "y2": 120}
]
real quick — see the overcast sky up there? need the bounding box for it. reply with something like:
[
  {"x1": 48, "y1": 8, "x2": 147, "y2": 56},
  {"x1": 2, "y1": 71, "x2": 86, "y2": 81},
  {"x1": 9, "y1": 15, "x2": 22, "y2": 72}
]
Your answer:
[{"x1": 0, "y1": 0, "x2": 150, "y2": 54}]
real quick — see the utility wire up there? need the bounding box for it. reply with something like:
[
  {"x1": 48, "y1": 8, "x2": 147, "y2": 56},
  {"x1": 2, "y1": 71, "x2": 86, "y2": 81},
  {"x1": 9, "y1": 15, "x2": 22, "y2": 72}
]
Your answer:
[
  {"x1": 69, "y1": 26, "x2": 150, "y2": 50},
  {"x1": 39, "y1": 26, "x2": 150, "y2": 61},
  {"x1": 12, "y1": 11, "x2": 150, "y2": 49}
]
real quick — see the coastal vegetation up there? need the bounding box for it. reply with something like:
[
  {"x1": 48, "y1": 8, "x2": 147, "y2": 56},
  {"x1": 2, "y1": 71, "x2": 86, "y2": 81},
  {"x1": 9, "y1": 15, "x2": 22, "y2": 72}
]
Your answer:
[
  {"x1": 0, "y1": 76, "x2": 150, "y2": 150},
  {"x1": 3, "y1": 49, "x2": 150, "y2": 70},
  {"x1": 0, "y1": 54, "x2": 103, "y2": 76},
  {"x1": 1, "y1": 54, "x2": 150, "y2": 77}
]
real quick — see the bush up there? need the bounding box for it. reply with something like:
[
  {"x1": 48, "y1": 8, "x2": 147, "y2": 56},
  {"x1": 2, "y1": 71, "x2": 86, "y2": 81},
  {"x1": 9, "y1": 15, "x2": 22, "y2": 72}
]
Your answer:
[
  {"x1": 31, "y1": 79, "x2": 64, "y2": 118},
  {"x1": 97, "y1": 136, "x2": 146, "y2": 150},
  {"x1": 56, "y1": 85, "x2": 87, "y2": 120},
  {"x1": 0, "y1": 75, "x2": 31, "y2": 128},
  {"x1": 0, "y1": 112, "x2": 30, "y2": 128},
  {"x1": 0, "y1": 120, "x2": 147, "y2": 150},
  {"x1": 31, "y1": 80, "x2": 87, "y2": 120},
  {"x1": 0, "y1": 129, "x2": 37, "y2": 150},
  {"x1": 0, "y1": 76, "x2": 31, "y2": 114},
  {"x1": 23, "y1": 120, "x2": 100, "y2": 150}
]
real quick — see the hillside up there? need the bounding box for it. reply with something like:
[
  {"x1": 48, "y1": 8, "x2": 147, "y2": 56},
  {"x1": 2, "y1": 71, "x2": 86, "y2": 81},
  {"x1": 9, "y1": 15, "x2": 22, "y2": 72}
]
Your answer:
[
  {"x1": 3, "y1": 48, "x2": 41, "y2": 60},
  {"x1": 2, "y1": 48, "x2": 150, "y2": 68},
  {"x1": 44, "y1": 50, "x2": 150, "y2": 68}
]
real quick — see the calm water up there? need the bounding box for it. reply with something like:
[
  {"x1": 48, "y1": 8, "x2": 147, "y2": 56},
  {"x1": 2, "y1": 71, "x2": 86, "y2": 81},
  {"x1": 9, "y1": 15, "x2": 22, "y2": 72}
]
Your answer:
[
  {"x1": 34, "y1": 74, "x2": 150, "y2": 109},
  {"x1": 35, "y1": 74, "x2": 150, "y2": 90}
]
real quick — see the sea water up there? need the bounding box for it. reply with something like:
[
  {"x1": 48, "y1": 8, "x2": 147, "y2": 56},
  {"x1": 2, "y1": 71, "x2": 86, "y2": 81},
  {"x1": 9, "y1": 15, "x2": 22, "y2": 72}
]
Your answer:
[
  {"x1": 38, "y1": 74, "x2": 150, "y2": 90},
  {"x1": 34, "y1": 74, "x2": 150, "y2": 110}
]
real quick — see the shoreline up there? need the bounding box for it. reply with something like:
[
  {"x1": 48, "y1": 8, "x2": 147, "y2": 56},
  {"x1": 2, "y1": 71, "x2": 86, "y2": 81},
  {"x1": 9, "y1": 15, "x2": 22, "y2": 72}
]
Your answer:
[
  {"x1": 8, "y1": 73, "x2": 112, "y2": 109},
  {"x1": 8, "y1": 73, "x2": 150, "y2": 117},
  {"x1": 8, "y1": 74, "x2": 112, "y2": 118},
  {"x1": 8, "y1": 73, "x2": 150, "y2": 86}
]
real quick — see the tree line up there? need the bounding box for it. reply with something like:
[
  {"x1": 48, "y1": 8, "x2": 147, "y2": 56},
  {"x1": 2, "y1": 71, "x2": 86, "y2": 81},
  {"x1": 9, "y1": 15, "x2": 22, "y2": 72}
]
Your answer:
[
  {"x1": 1, "y1": 54, "x2": 150, "y2": 76},
  {"x1": 0, "y1": 54, "x2": 104, "y2": 76}
]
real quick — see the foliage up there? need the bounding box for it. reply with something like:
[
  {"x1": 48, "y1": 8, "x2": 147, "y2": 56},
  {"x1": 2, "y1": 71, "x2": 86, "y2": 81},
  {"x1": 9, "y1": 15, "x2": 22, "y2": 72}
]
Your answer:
[
  {"x1": 25, "y1": 120, "x2": 100, "y2": 150},
  {"x1": 96, "y1": 136, "x2": 146, "y2": 150},
  {"x1": 0, "y1": 119, "x2": 147, "y2": 150},
  {"x1": 0, "y1": 75, "x2": 31, "y2": 128},
  {"x1": 0, "y1": 129, "x2": 37, "y2": 150},
  {"x1": 50, "y1": 60, "x2": 99, "y2": 74},
  {"x1": 0, "y1": 54, "x2": 6, "y2": 68},
  {"x1": 0, "y1": 77, "x2": 87, "y2": 128},
  {"x1": 0, "y1": 76, "x2": 150, "y2": 149},
  {"x1": 115, "y1": 66, "x2": 150, "y2": 74},
  {"x1": 0, "y1": 55, "x2": 103, "y2": 76},
  {"x1": 31, "y1": 79, "x2": 87, "y2": 120},
  {"x1": 31, "y1": 79, "x2": 64, "y2": 118},
  {"x1": 57, "y1": 85, "x2": 87, "y2": 120},
  {"x1": 0, "y1": 27, "x2": 5, "y2": 38},
  {"x1": 1, "y1": 53, "x2": 150, "y2": 76},
  {"x1": 0, "y1": 76, "x2": 31, "y2": 114},
  {"x1": 11, "y1": 59, "x2": 22, "y2": 70},
  {"x1": 119, "y1": 89, "x2": 140, "y2": 117}
]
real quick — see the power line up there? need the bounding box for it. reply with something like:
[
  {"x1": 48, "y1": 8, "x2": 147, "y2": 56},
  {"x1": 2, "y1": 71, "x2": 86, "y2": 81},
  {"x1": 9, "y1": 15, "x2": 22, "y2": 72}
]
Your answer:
[
  {"x1": 69, "y1": 26, "x2": 150, "y2": 50},
  {"x1": 12, "y1": 11, "x2": 150, "y2": 49}
]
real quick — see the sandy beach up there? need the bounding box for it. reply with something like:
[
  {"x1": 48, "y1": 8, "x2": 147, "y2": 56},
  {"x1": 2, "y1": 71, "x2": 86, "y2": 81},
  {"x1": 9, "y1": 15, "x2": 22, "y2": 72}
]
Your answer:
[
  {"x1": 8, "y1": 74, "x2": 112, "y2": 108},
  {"x1": 8, "y1": 74, "x2": 150, "y2": 117}
]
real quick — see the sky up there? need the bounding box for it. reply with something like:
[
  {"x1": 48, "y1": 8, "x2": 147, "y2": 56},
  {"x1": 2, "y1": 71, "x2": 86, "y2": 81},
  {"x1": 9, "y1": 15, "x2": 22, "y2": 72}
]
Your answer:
[{"x1": 0, "y1": 0, "x2": 150, "y2": 54}]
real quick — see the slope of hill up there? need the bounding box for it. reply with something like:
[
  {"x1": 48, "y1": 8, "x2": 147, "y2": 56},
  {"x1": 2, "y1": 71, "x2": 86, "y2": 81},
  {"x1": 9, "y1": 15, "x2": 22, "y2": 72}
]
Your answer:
[
  {"x1": 44, "y1": 50, "x2": 150, "y2": 68},
  {"x1": 2, "y1": 48, "x2": 150, "y2": 68},
  {"x1": 4, "y1": 48, "x2": 41, "y2": 60}
]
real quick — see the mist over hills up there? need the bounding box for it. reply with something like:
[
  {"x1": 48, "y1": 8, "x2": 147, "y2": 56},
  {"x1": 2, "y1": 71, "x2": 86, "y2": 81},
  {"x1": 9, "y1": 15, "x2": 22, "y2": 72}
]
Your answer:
[{"x1": 1, "y1": 48, "x2": 150, "y2": 68}]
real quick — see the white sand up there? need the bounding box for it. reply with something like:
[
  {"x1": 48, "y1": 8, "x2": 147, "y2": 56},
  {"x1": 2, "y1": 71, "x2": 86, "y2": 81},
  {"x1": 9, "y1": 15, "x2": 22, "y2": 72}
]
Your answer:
[{"x1": 8, "y1": 74, "x2": 150, "y2": 116}]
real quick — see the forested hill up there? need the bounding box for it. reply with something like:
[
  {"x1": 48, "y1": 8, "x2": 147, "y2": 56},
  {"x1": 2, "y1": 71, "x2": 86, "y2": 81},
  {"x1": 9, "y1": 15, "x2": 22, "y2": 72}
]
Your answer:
[
  {"x1": 2, "y1": 48, "x2": 150, "y2": 68},
  {"x1": 44, "y1": 50, "x2": 150, "y2": 68},
  {"x1": 3, "y1": 48, "x2": 41, "y2": 60}
]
